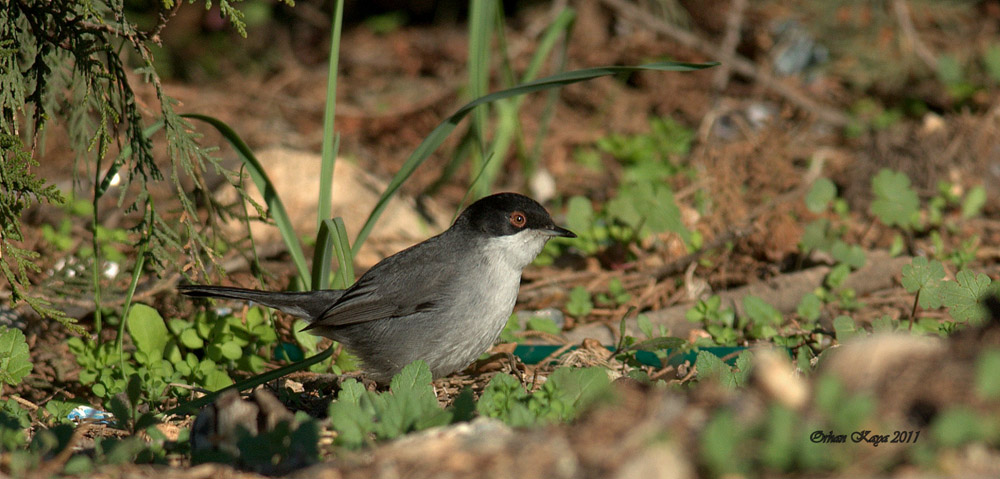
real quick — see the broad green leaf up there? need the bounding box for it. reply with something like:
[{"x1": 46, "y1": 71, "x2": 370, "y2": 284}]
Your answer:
[
  {"x1": 962, "y1": 185, "x2": 987, "y2": 219},
  {"x1": 337, "y1": 379, "x2": 367, "y2": 406},
  {"x1": 179, "y1": 328, "x2": 204, "y2": 349},
  {"x1": 0, "y1": 327, "x2": 32, "y2": 386},
  {"x1": 900, "y1": 257, "x2": 945, "y2": 309},
  {"x1": 743, "y1": 295, "x2": 782, "y2": 326},
  {"x1": 833, "y1": 315, "x2": 860, "y2": 342},
  {"x1": 799, "y1": 218, "x2": 833, "y2": 254},
  {"x1": 830, "y1": 241, "x2": 866, "y2": 269},
  {"x1": 695, "y1": 351, "x2": 734, "y2": 388},
  {"x1": 932, "y1": 407, "x2": 987, "y2": 447},
  {"x1": 526, "y1": 316, "x2": 561, "y2": 335},
  {"x1": 797, "y1": 293, "x2": 822, "y2": 322},
  {"x1": 126, "y1": 304, "x2": 168, "y2": 362},
  {"x1": 805, "y1": 178, "x2": 836, "y2": 213},
  {"x1": 565, "y1": 196, "x2": 594, "y2": 234},
  {"x1": 293, "y1": 319, "x2": 321, "y2": 354},
  {"x1": 732, "y1": 350, "x2": 753, "y2": 386},
  {"x1": 476, "y1": 373, "x2": 528, "y2": 420},
  {"x1": 940, "y1": 270, "x2": 993, "y2": 322},
  {"x1": 870, "y1": 169, "x2": 920, "y2": 229},
  {"x1": 566, "y1": 286, "x2": 593, "y2": 317},
  {"x1": 826, "y1": 263, "x2": 851, "y2": 289},
  {"x1": 975, "y1": 349, "x2": 1000, "y2": 400},
  {"x1": 389, "y1": 360, "x2": 433, "y2": 397}
]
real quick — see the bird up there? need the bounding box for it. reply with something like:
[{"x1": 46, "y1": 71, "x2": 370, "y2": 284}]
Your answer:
[{"x1": 179, "y1": 192, "x2": 575, "y2": 383}]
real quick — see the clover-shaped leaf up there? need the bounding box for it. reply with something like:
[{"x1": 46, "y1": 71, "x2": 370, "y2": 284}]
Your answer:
[
  {"x1": 940, "y1": 270, "x2": 993, "y2": 322},
  {"x1": 870, "y1": 169, "x2": 920, "y2": 229},
  {"x1": 805, "y1": 178, "x2": 837, "y2": 213},
  {"x1": 901, "y1": 257, "x2": 945, "y2": 309}
]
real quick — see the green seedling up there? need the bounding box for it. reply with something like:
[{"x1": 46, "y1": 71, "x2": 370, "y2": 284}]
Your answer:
[
  {"x1": 694, "y1": 349, "x2": 752, "y2": 389},
  {"x1": 0, "y1": 327, "x2": 32, "y2": 397},
  {"x1": 566, "y1": 286, "x2": 594, "y2": 318}
]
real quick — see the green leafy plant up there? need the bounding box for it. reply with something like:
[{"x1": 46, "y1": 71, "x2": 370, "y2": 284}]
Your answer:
[
  {"x1": 476, "y1": 366, "x2": 612, "y2": 427},
  {"x1": 694, "y1": 350, "x2": 752, "y2": 388},
  {"x1": 0, "y1": 326, "x2": 32, "y2": 396},
  {"x1": 327, "y1": 361, "x2": 452, "y2": 448},
  {"x1": 553, "y1": 117, "x2": 696, "y2": 261},
  {"x1": 871, "y1": 168, "x2": 922, "y2": 230},
  {"x1": 566, "y1": 286, "x2": 594, "y2": 318},
  {"x1": 686, "y1": 295, "x2": 738, "y2": 346},
  {"x1": 901, "y1": 256, "x2": 945, "y2": 325},
  {"x1": 596, "y1": 278, "x2": 631, "y2": 307}
]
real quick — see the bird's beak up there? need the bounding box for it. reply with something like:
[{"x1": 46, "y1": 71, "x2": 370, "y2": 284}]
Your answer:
[{"x1": 545, "y1": 225, "x2": 576, "y2": 238}]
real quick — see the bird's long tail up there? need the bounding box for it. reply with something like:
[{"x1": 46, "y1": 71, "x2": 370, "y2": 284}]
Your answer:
[{"x1": 177, "y1": 285, "x2": 344, "y2": 320}]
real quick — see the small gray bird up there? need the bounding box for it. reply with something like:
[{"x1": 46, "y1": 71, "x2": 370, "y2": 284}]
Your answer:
[{"x1": 179, "y1": 193, "x2": 575, "y2": 383}]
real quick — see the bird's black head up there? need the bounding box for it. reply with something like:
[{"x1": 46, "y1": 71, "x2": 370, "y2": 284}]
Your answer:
[{"x1": 454, "y1": 192, "x2": 575, "y2": 239}]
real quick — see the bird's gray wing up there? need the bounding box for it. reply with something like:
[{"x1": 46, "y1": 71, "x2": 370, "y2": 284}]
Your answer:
[{"x1": 304, "y1": 239, "x2": 457, "y2": 329}]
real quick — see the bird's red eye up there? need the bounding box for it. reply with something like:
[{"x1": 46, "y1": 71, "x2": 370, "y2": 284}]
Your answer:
[{"x1": 509, "y1": 211, "x2": 526, "y2": 227}]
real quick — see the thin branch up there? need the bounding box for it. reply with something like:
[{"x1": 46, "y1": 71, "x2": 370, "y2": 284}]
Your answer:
[
  {"x1": 712, "y1": 0, "x2": 748, "y2": 92},
  {"x1": 601, "y1": 0, "x2": 851, "y2": 126},
  {"x1": 892, "y1": 0, "x2": 938, "y2": 71}
]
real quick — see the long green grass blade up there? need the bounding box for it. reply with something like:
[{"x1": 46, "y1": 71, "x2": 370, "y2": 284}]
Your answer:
[
  {"x1": 330, "y1": 217, "x2": 355, "y2": 289},
  {"x1": 467, "y1": 0, "x2": 496, "y2": 198},
  {"x1": 163, "y1": 345, "x2": 335, "y2": 417},
  {"x1": 318, "y1": 0, "x2": 344, "y2": 231},
  {"x1": 351, "y1": 60, "x2": 718, "y2": 254},
  {"x1": 311, "y1": 219, "x2": 335, "y2": 291},
  {"x1": 311, "y1": 217, "x2": 354, "y2": 290},
  {"x1": 182, "y1": 113, "x2": 311, "y2": 286}
]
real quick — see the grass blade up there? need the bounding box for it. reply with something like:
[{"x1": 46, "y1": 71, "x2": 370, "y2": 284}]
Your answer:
[
  {"x1": 351, "y1": 60, "x2": 718, "y2": 254},
  {"x1": 467, "y1": 0, "x2": 496, "y2": 198},
  {"x1": 182, "y1": 113, "x2": 311, "y2": 286},
  {"x1": 318, "y1": 0, "x2": 344, "y2": 231},
  {"x1": 311, "y1": 217, "x2": 354, "y2": 290},
  {"x1": 330, "y1": 217, "x2": 354, "y2": 289}
]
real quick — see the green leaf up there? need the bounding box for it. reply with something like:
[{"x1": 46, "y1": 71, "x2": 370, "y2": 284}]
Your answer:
[
  {"x1": 975, "y1": 349, "x2": 1000, "y2": 400},
  {"x1": 526, "y1": 316, "x2": 561, "y2": 335},
  {"x1": 179, "y1": 328, "x2": 204, "y2": 349},
  {"x1": 338, "y1": 379, "x2": 367, "y2": 406},
  {"x1": 900, "y1": 257, "x2": 945, "y2": 309},
  {"x1": 796, "y1": 293, "x2": 822, "y2": 322},
  {"x1": 826, "y1": 263, "x2": 851, "y2": 289},
  {"x1": 389, "y1": 360, "x2": 433, "y2": 397},
  {"x1": 566, "y1": 286, "x2": 593, "y2": 318},
  {"x1": 799, "y1": 219, "x2": 833, "y2": 254},
  {"x1": 830, "y1": 241, "x2": 866, "y2": 269},
  {"x1": 695, "y1": 351, "x2": 735, "y2": 388},
  {"x1": 476, "y1": 373, "x2": 529, "y2": 421},
  {"x1": 870, "y1": 169, "x2": 920, "y2": 229},
  {"x1": 940, "y1": 270, "x2": 993, "y2": 322},
  {"x1": 732, "y1": 350, "x2": 753, "y2": 386},
  {"x1": 565, "y1": 196, "x2": 594, "y2": 234},
  {"x1": 932, "y1": 407, "x2": 989, "y2": 447},
  {"x1": 833, "y1": 315, "x2": 860, "y2": 342},
  {"x1": 219, "y1": 341, "x2": 242, "y2": 360},
  {"x1": 126, "y1": 304, "x2": 168, "y2": 362},
  {"x1": 962, "y1": 185, "x2": 987, "y2": 219},
  {"x1": 0, "y1": 327, "x2": 32, "y2": 387},
  {"x1": 984, "y1": 44, "x2": 1000, "y2": 83},
  {"x1": 743, "y1": 295, "x2": 782, "y2": 326},
  {"x1": 805, "y1": 178, "x2": 837, "y2": 213},
  {"x1": 293, "y1": 319, "x2": 321, "y2": 354}
]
